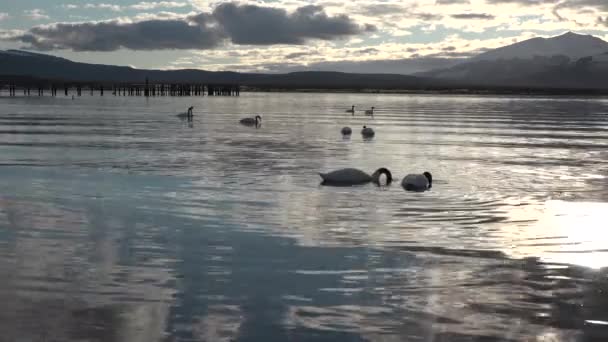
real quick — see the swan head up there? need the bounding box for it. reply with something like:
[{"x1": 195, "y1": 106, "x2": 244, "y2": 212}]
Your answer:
[
  {"x1": 372, "y1": 168, "x2": 392, "y2": 185},
  {"x1": 423, "y1": 172, "x2": 432, "y2": 187}
]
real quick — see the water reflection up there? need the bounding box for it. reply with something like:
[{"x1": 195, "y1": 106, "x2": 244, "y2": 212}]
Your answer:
[{"x1": 0, "y1": 94, "x2": 607, "y2": 341}]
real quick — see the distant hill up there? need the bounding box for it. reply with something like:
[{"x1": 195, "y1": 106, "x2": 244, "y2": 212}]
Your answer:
[
  {"x1": 0, "y1": 49, "x2": 430, "y2": 90},
  {"x1": 3, "y1": 31, "x2": 608, "y2": 91},
  {"x1": 472, "y1": 32, "x2": 608, "y2": 61},
  {"x1": 418, "y1": 32, "x2": 608, "y2": 89}
]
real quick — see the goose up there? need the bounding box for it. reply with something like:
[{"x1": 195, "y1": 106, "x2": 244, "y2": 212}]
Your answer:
[
  {"x1": 346, "y1": 105, "x2": 355, "y2": 115},
  {"x1": 401, "y1": 172, "x2": 432, "y2": 191},
  {"x1": 341, "y1": 127, "x2": 352, "y2": 135},
  {"x1": 361, "y1": 126, "x2": 375, "y2": 138},
  {"x1": 364, "y1": 107, "x2": 375, "y2": 116},
  {"x1": 240, "y1": 115, "x2": 262, "y2": 126},
  {"x1": 320, "y1": 168, "x2": 392, "y2": 186}
]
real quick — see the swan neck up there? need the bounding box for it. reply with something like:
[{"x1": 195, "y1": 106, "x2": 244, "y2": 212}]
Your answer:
[{"x1": 372, "y1": 168, "x2": 392, "y2": 185}]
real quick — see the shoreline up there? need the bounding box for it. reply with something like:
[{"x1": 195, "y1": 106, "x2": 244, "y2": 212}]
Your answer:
[{"x1": 241, "y1": 87, "x2": 608, "y2": 97}]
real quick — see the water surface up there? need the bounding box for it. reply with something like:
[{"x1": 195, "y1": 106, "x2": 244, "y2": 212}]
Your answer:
[{"x1": 1, "y1": 93, "x2": 607, "y2": 341}]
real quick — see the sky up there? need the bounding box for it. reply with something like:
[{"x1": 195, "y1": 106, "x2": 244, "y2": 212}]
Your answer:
[{"x1": 0, "y1": 0, "x2": 607, "y2": 73}]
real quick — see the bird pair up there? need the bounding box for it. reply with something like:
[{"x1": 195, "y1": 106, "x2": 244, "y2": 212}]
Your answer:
[{"x1": 320, "y1": 168, "x2": 432, "y2": 191}]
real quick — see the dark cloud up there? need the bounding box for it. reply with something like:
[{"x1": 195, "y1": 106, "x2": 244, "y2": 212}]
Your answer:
[
  {"x1": 414, "y1": 12, "x2": 443, "y2": 20},
  {"x1": 213, "y1": 3, "x2": 373, "y2": 45},
  {"x1": 355, "y1": 48, "x2": 379, "y2": 54},
  {"x1": 285, "y1": 51, "x2": 315, "y2": 59},
  {"x1": 7, "y1": 3, "x2": 373, "y2": 51},
  {"x1": 451, "y1": 13, "x2": 496, "y2": 19},
  {"x1": 13, "y1": 19, "x2": 224, "y2": 51}
]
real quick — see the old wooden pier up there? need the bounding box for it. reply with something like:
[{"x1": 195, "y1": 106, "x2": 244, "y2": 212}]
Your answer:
[{"x1": 0, "y1": 79, "x2": 240, "y2": 97}]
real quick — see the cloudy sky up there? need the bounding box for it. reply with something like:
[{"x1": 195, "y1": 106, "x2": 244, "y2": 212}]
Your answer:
[{"x1": 0, "y1": 0, "x2": 606, "y2": 73}]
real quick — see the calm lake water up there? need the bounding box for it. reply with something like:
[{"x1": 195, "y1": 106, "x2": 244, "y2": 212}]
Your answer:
[{"x1": 1, "y1": 93, "x2": 607, "y2": 341}]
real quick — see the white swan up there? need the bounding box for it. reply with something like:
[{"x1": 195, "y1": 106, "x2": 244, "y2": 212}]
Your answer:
[
  {"x1": 346, "y1": 105, "x2": 355, "y2": 115},
  {"x1": 341, "y1": 127, "x2": 352, "y2": 135},
  {"x1": 320, "y1": 168, "x2": 392, "y2": 186},
  {"x1": 240, "y1": 115, "x2": 262, "y2": 126},
  {"x1": 364, "y1": 107, "x2": 375, "y2": 116},
  {"x1": 401, "y1": 172, "x2": 433, "y2": 191},
  {"x1": 361, "y1": 126, "x2": 375, "y2": 138}
]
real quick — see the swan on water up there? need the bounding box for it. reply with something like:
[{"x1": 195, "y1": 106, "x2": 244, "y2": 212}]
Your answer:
[
  {"x1": 346, "y1": 105, "x2": 355, "y2": 115},
  {"x1": 364, "y1": 107, "x2": 374, "y2": 116},
  {"x1": 401, "y1": 172, "x2": 432, "y2": 191},
  {"x1": 341, "y1": 127, "x2": 352, "y2": 135},
  {"x1": 361, "y1": 126, "x2": 375, "y2": 137},
  {"x1": 240, "y1": 115, "x2": 262, "y2": 126},
  {"x1": 176, "y1": 106, "x2": 194, "y2": 119},
  {"x1": 319, "y1": 168, "x2": 392, "y2": 186}
]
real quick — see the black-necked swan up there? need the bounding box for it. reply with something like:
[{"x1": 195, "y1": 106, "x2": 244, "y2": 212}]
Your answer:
[
  {"x1": 319, "y1": 168, "x2": 392, "y2": 186},
  {"x1": 240, "y1": 115, "x2": 262, "y2": 126},
  {"x1": 401, "y1": 172, "x2": 432, "y2": 191},
  {"x1": 346, "y1": 105, "x2": 355, "y2": 115},
  {"x1": 176, "y1": 106, "x2": 194, "y2": 118},
  {"x1": 365, "y1": 107, "x2": 375, "y2": 116},
  {"x1": 361, "y1": 126, "x2": 375, "y2": 137}
]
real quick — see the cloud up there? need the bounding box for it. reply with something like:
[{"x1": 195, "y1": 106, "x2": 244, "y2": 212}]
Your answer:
[
  {"x1": 0, "y1": 12, "x2": 9, "y2": 21},
  {"x1": 285, "y1": 51, "x2": 315, "y2": 59},
  {"x1": 61, "y1": 2, "x2": 189, "y2": 11},
  {"x1": 24, "y1": 9, "x2": 50, "y2": 20},
  {"x1": 213, "y1": 3, "x2": 374, "y2": 45},
  {"x1": 84, "y1": 3, "x2": 122, "y2": 11},
  {"x1": 15, "y1": 19, "x2": 224, "y2": 51},
  {"x1": 130, "y1": 2, "x2": 190, "y2": 10},
  {"x1": 451, "y1": 13, "x2": 496, "y2": 19},
  {"x1": 9, "y1": 3, "x2": 373, "y2": 51},
  {"x1": 436, "y1": 0, "x2": 470, "y2": 3}
]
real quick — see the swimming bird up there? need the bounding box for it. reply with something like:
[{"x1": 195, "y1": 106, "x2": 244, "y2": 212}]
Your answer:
[
  {"x1": 240, "y1": 115, "x2": 262, "y2": 126},
  {"x1": 401, "y1": 172, "x2": 433, "y2": 191},
  {"x1": 176, "y1": 106, "x2": 194, "y2": 119},
  {"x1": 346, "y1": 105, "x2": 355, "y2": 115},
  {"x1": 365, "y1": 107, "x2": 375, "y2": 116},
  {"x1": 319, "y1": 168, "x2": 392, "y2": 186},
  {"x1": 341, "y1": 127, "x2": 352, "y2": 135},
  {"x1": 361, "y1": 126, "x2": 375, "y2": 138}
]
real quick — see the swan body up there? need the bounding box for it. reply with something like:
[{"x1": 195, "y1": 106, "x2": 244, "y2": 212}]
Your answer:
[
  {"x1": 401, "y1": 172, "x2": 433, "y2": 191},
  {"x1": 320, "y1": 168, "x2": 392, "y2": 186},
  {"x1": 176, "y1": 106, "x2": 194, "y2": 119},
  {"x1": 361, "y1": 126, "x2": 375, "y2": 138},
  {"x1": 341, "y1": 127, "x2": 352, "y2": 135},
  {"x1": 346, "y1": 105, "x2": 355, "y2": 115},
  {"x1": 365, "y1": 107, "x2": 375, "y2": 116},
  {"x1": 240, "y1": 115, "x2": 262, "y2": 126}
]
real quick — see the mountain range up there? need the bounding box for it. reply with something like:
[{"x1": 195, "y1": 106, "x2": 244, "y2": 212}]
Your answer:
[{"x1": 1, "y1": 32, "x2": 607, "y2": 90}]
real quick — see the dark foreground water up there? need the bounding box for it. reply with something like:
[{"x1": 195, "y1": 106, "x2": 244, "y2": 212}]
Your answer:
[{"x1": 0, "y1": 93, "x2": 607, "y2": 341}]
